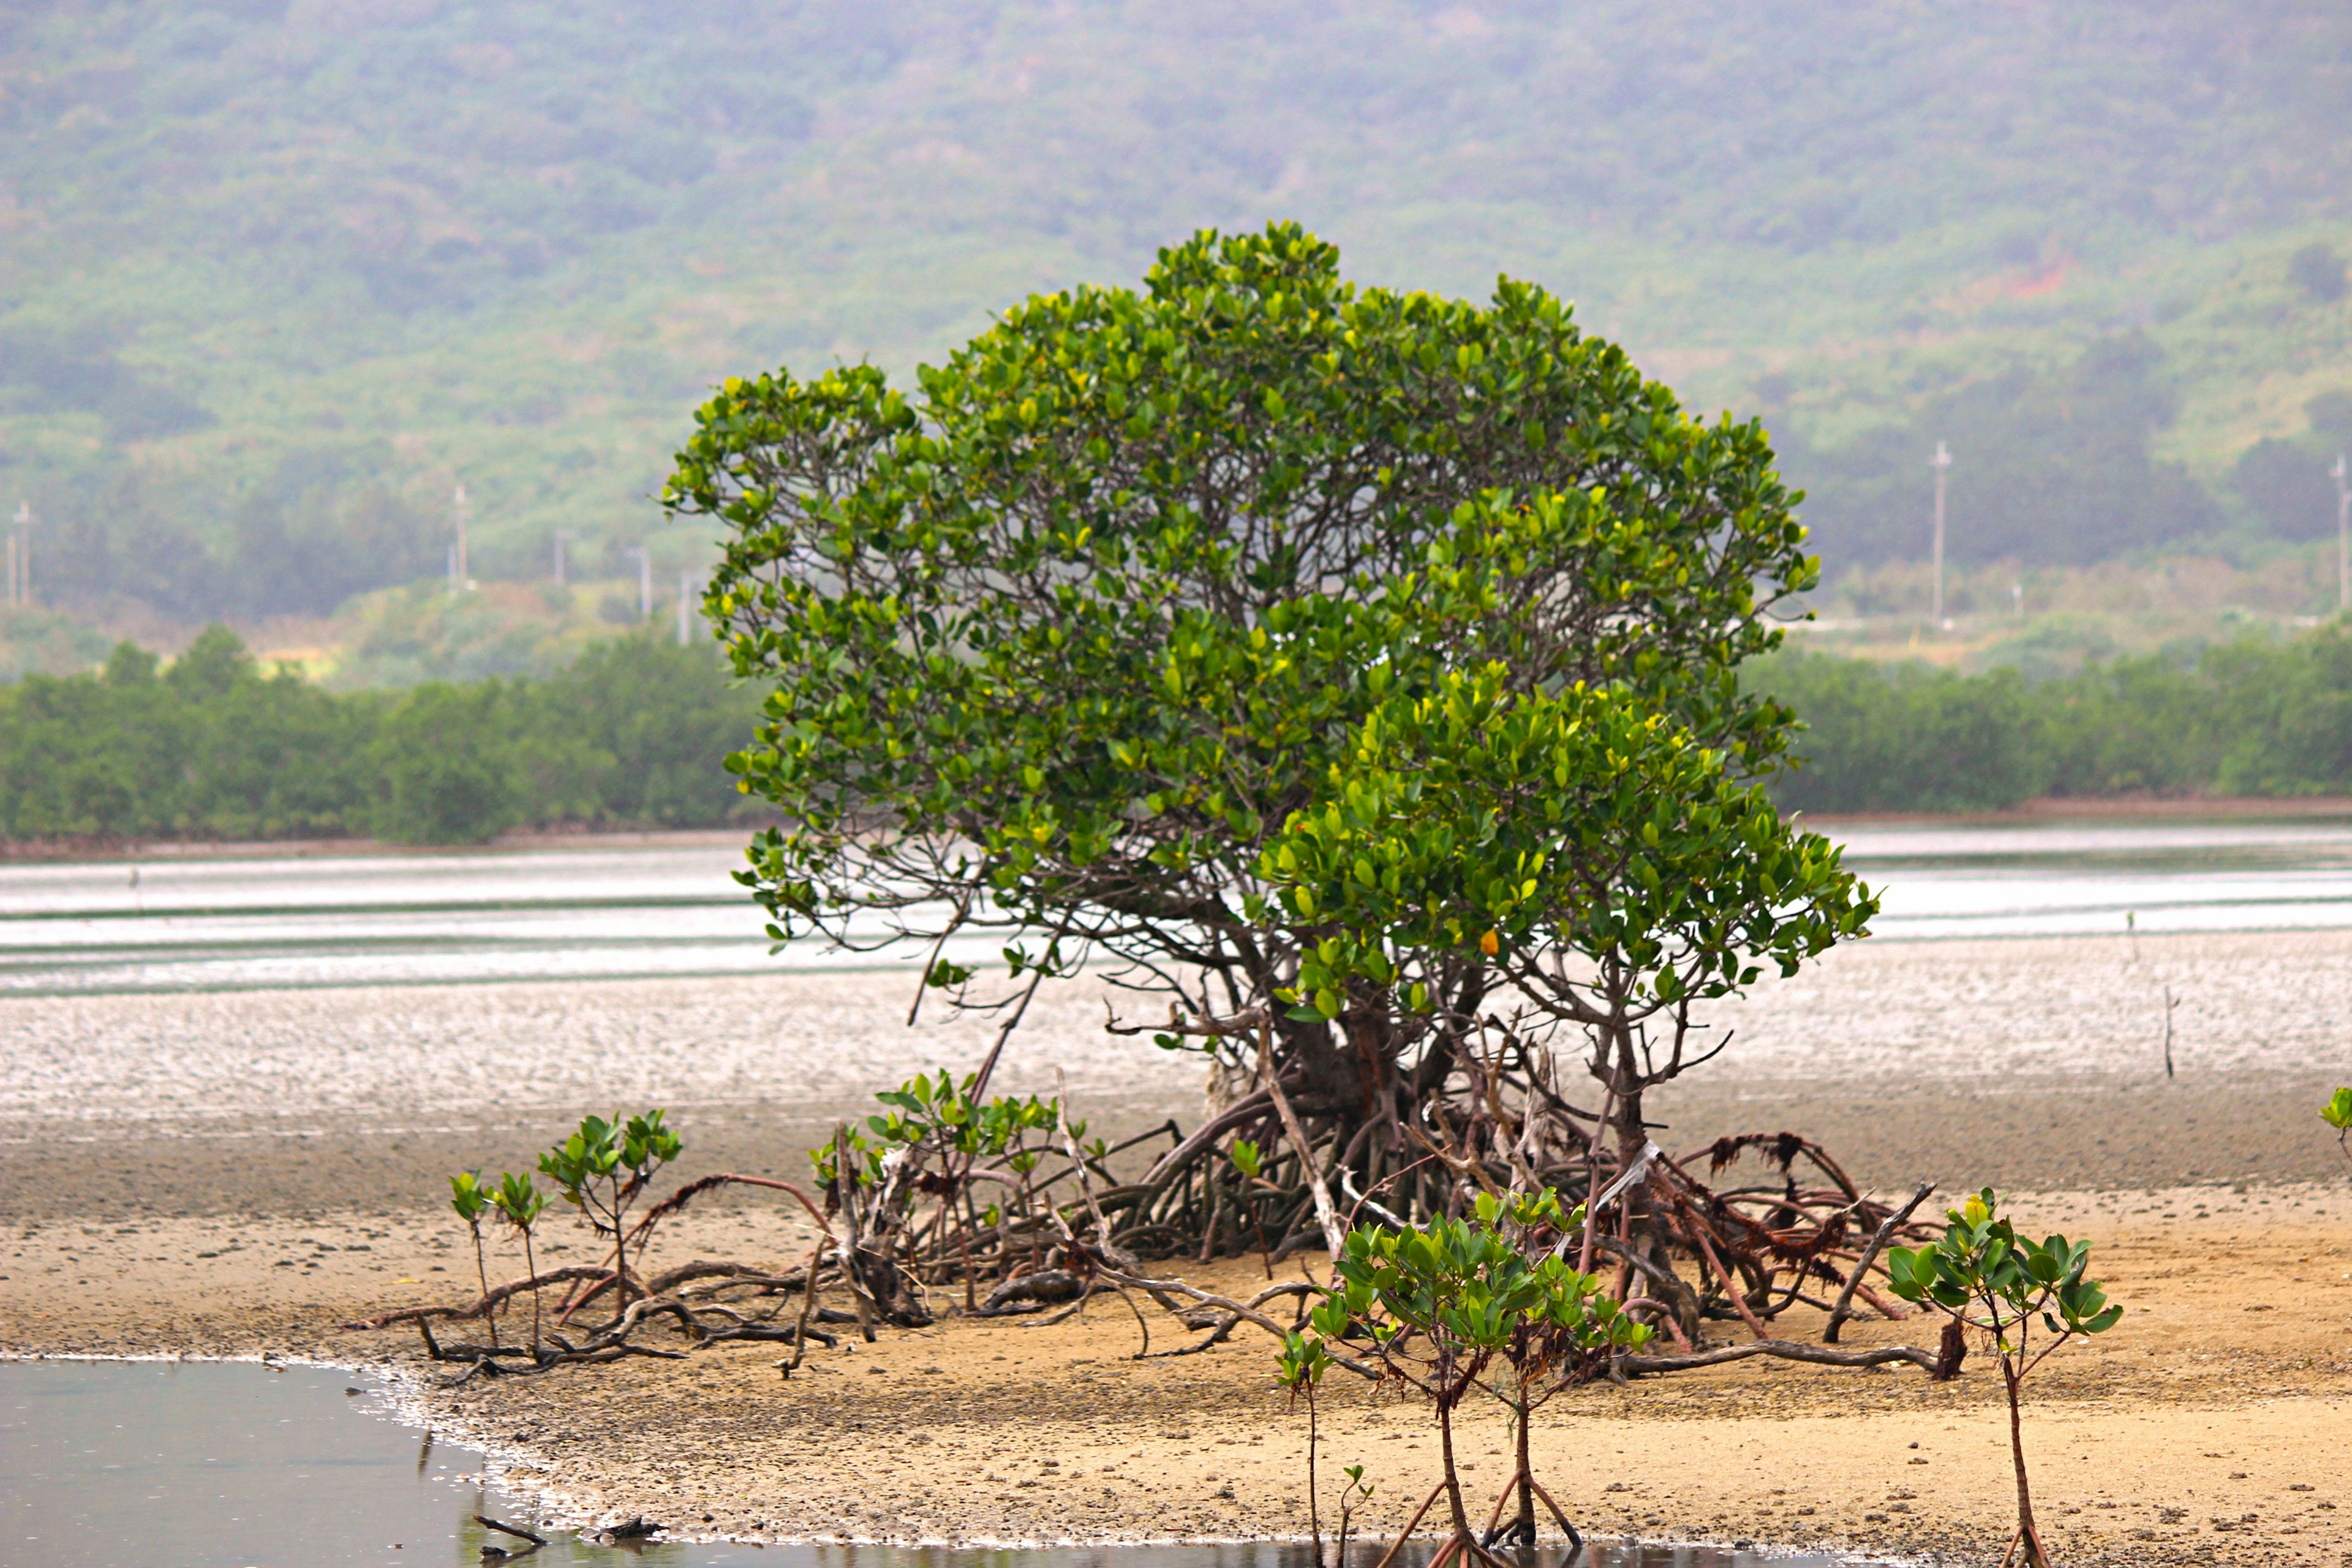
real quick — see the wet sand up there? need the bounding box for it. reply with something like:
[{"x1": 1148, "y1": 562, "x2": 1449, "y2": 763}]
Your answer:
[
  {"x1": 7, "y1": 929, "x2": 2346, "y2": 1218},
  {"x1": 6, "y1": 927, "x2": 2352, "y2": 1562},
  {"x1": 4, "y1": 1190, "x2": 2348, "y2": 1565}
]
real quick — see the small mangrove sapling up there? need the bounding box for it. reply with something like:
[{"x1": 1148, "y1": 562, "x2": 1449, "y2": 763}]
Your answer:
[
  {"x1": 538, "y1": 1110, "x2": 682, "y2": 1303},
  {"x1": 1277, "y1": 1325, "x2": 1335, "y2": 1561},
  {"x1": 1887, "y1": 1190, "x2": 2123, "y2": 1568},
  {"x1": 1283, "y1": 1291, "x2": 1395, "y2": 1568},
  {"x1": 1316, "y1": 1193, "x2": 1648, "y2": 1568},
  {"x1": 2324, "y1": 1087, "x2": 2352, "y2": 1171},
  {"x1": 1229, "y1": 1137, "x2": 1275, "y2": 1277},
  {"x1": 448, "y1": 1170, "x2": 497, "y2": 1346},
  {"x1": 492, "y1": 1172, "x2": 547, "y2": 1354},
  {"x1": 1333, "y1": 1464, "x2": 1375, "y2": 1568},
  {"x1": 1479, "y1": 1188, "x2": 1650, "y2": 1551}
]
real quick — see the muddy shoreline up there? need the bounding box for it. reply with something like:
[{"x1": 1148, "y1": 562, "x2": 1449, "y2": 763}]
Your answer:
[
  {"x1": 5, "y1": 1189, "x2": 2348, "y2": 1564},
  {"x1": 7, "y1": 930, "x2": 2352, "y2": 1562}
]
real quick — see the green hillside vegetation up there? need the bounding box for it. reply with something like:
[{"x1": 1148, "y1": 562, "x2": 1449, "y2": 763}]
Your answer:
[
  {"x1": 1756, "y1": 622, "x2": 2352, "y2": 814},
  {"x1": 6, "y1": 2, "x2": 2352, "y2": 627},
  {"x1": 0, "y1": 624, "x2": 766, "y2": 843}
]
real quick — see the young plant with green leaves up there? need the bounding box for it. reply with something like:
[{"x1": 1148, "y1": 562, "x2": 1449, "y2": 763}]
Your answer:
[
  {"x1": 491, "y1": 1172, "x2": 547, "y2": 1354},
  {"x1": 2324, "y1": 1087, "x2": 2352, "y2": 1172},
  {"x1": 859, "y1": 1071, "x2": 1069, "y2": 1283},
  {"x1": 671, "y1": 223, "x2": 1823, "y2": 1248},
  {"x1": 1277, "y1": 1326, "x2": 1338, "y2": 1559},
  {"x1": 537, "y1": 1110, "x2": 682, "y2": 1304},
  {"x1": 1887, "y1": 1191, "x2": 2124, "y2": 1568},
  {"x1": 448, "y1": 1170, "x2": 499, "y2": 1346},
  {"x1": 1312, "y1": 1190, "x2": 1653, "y2": 1564},
  {"x1": 1224, "y1": 1137, "x2": 1281, "y2": 1276},
  {"x1": 1265, "y1": 662, "x2": 1874, "y2": 1302},
  {"x1": 1478, "y1": 1188, "x2": 1651, "y2": 1551}
]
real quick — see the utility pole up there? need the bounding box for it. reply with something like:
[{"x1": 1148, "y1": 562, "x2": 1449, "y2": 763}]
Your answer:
[
  {"x1": 626, "y1": 547, "x2": 650, "y2": 620},
  {"x1": 1931, "y1": 440, "x2": 1952, "y2": 628},
  {"x1": 676, "y1": 571, "x2": 694, "y2": 646},
  {"x1": 9, "y1": 500, "x2": 34, "y2": 608},
  {"x1": 6, "y1": 500, "x2": 26, "y2": 608},
  {"x1": 451, "y1": 483, "x2": 470, "y2": 592},
  {"x1": 2334, "y1": 453, "x2": 2350, "y2": 614},
  {"x1": 551, "y1": 530, "x2": 571, "y2": 586}
]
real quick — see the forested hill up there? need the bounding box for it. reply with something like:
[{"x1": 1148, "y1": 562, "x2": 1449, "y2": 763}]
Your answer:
[{"x1": 6, "y1": 2, "x2": 2352, "y2": 622}]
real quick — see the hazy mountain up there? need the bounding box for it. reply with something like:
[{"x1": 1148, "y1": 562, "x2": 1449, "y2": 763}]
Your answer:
[{"x1": 4, "y1": 1, "x2": 2351, "y2": 619}]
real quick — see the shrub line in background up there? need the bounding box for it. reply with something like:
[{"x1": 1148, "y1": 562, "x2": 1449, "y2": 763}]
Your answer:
[
  {"x1": 1758, "y1": 621, "x2": 2352, "y2": 813},
  {"x1": 0, "y1": 625, "x2": 766, "y2": 845}
]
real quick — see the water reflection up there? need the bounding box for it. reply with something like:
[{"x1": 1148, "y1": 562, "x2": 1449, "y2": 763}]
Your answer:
[{"x1": 2, "y1": 1363, "x2": 1875, "y2": 1568}]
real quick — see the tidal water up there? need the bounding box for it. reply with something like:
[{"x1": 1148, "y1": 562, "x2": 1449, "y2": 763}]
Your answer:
[
  {"x1": 0, "y1": 1362, "x2": 1869, "y2": 1568},
  {"x1": 1, "y1": 816, "x2": 2348, "y2": 996}
]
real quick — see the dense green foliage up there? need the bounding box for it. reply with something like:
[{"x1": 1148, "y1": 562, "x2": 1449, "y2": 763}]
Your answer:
[
  {"x1": 679, "y1": 227, "x2": 1817, "y2": 1039},
  {"x1": 1267, "y1": 663, "x2": 1871, "y2": 1031},
  {"x1": 0, "y1": 627, "x2": 764, "y2": 843},
  {"x1": 1760, "y1": 622, "x2": 2352, "y2": 812},
  {"x1": 7, "y1": 2, "x2": 2352, "y2": 620}
]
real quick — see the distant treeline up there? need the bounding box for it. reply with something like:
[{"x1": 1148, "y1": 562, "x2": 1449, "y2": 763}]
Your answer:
[
  {"x1": 1761, "y1": 623, "x2": 2352, "y2": 813},
  {"x1": 13, "y1": 619, "x2": 2350, "y2": 843},
  {"x1": 0, "y1": 628, "x2": 766, "y2": 845}
]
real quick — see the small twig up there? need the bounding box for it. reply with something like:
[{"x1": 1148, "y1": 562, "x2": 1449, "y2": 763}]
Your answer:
[
  {"x1": 1825, "y1": 1180, "x2": 1934, "y2": 1344},
  {"x1": 475, "y1": 1516, "x2": 548, "y2": 1547},
  {"x1": 1257, "y1": 1011, "x2": 1346, "y2": 1257}
]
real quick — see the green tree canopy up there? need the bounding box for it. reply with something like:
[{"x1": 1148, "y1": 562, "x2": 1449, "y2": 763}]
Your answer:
[{"x1": 674, "y1": 225, "x2": 1819, "y2": 1061}]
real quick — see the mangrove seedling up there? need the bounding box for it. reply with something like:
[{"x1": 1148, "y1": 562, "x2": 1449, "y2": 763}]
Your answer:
[
  {"x1": 1278, "y1": 1325, "x2": 1335, "y2": 1560},
  {"x1": 1888, "y1": 1189, "x2": 2123, "y2": 1568},
  {"x1": 1478, "y1": 1189, "x2": 1648, "y2": 1551},
  {"x1": 538, "y1": 1110, "x2": 682, "y2": 1303},
  {"x1": 1333, "y1": 1463, "x2": 1374, "y2": 1568},
  {"x1": 1323, "y1": 1207, "x2": 1570, "y2": 1567},
  {"x1": 448, "y1": 1170, "x2": 497, "y2": 1346},
  {"x1": 491, "y1": 1172, "x2": 547, "y2": 1354},
  {"x1": 2324, "y1": 1087, "x2": 2352, "y2": 1171},
  {"x1": 1229, "y1": 1137, "x2": 1275, "y2": 1276}
]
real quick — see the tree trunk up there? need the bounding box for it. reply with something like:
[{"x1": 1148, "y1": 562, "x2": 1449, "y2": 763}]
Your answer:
[
  {"x1": 1306, "y1": 1384, "x2": 1322, "y2": 1565},
  {"x1": 1511, "y1": 1383, "x2": 1536, "y2": 1547},
  {"x1": 2005, "y1": 1362, "x2": 2049, "y2": 1568},
  {"x1": 1438, "y1": 1396, "x2": 1472, "y2": 1542}
]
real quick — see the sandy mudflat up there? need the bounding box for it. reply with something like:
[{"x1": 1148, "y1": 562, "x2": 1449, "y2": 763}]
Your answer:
[
  {"x1": 6, "y1": 928, "x2": 2348, "y2": 1218},
  {"x1": 3, "y1": 1189, "x2": 2348, "y2": 1565},
  {"x1": 5, "y1": 927, "x2": 2352, "y2": 1562}
]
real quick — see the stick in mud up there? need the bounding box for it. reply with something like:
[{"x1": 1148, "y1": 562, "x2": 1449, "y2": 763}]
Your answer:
[
  {"x1": 1824, "y1": 1180, "x2": 1935, "y2": 1343},
  {"x1": 475, "y1": 1515, "x2": 547, "y2": 1545}
]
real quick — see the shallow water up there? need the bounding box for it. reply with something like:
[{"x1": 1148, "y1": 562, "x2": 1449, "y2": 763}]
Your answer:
[
  {"x1": 1838, "y1": 816, "x2": 2352, "y2": 939},
  {"x1": 3, "y1": 816, "x2": 2351, "y2": 995},
  {"x1": 0, "y1": 1363, "x2": 1867, "y2": 1568}
]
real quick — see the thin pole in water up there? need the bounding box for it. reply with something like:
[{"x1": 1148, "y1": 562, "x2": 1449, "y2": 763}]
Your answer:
[{"x1": 10, "y1": 498, "x2": 32, "y2": 607}]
